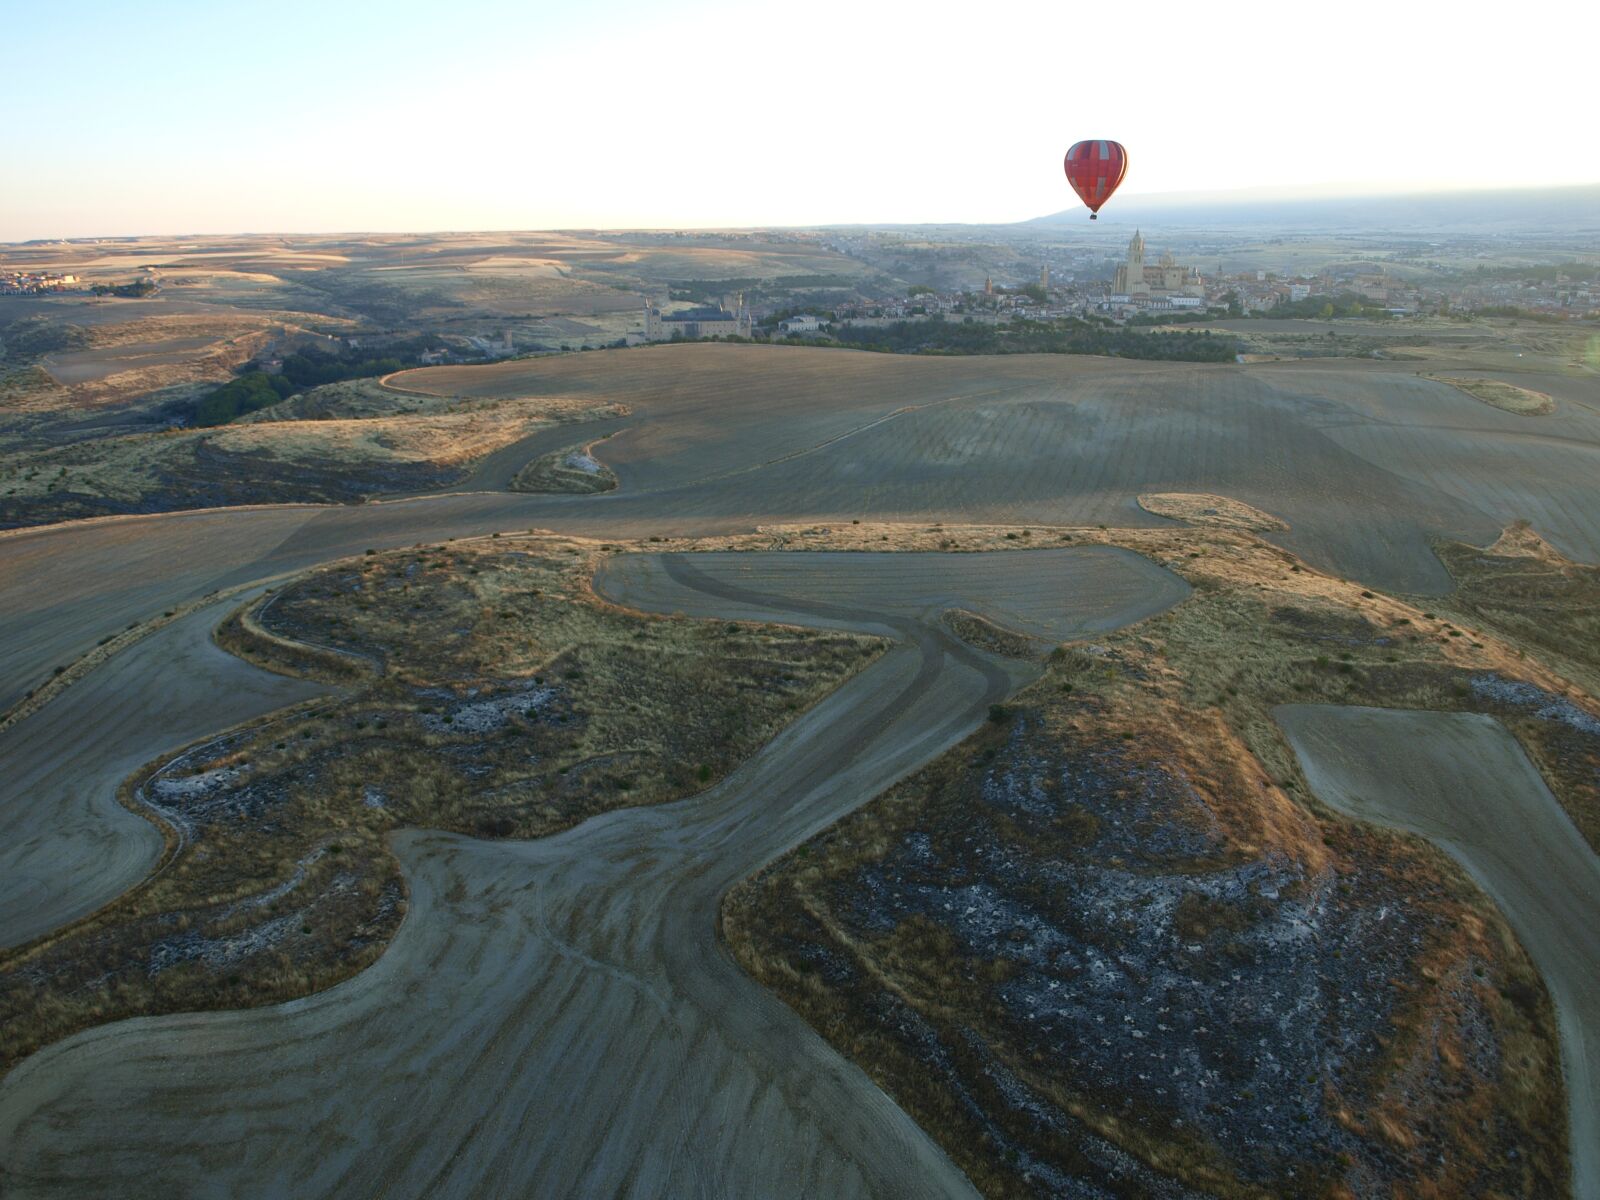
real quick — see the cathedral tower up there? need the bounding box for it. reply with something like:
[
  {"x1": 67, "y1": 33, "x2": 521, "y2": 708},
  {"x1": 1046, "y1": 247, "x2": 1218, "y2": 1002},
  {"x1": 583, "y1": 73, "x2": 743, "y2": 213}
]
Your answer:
[{"x1": 1114, "y1": 230, "x2": 1149, "y2": 296}]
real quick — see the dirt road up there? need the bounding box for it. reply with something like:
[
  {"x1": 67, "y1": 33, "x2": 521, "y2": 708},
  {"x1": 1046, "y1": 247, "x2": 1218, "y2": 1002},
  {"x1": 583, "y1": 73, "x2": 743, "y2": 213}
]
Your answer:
[
  {"x1": 0, "y1": 594, "x2": 329, "y2": 950},
  {"x1": 0, "y1": 550, "x2": 1186, "y2": 1198},
  {"x1": 1277, "y1": 705, "x2": 1600, "y2": 1200}
]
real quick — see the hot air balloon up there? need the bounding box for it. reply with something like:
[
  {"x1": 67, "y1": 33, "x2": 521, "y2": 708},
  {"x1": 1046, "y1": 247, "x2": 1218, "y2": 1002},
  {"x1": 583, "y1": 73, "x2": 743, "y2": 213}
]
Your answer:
[{"x1": 1063, "y1": 140, "x2": 1128, "y2": 220}]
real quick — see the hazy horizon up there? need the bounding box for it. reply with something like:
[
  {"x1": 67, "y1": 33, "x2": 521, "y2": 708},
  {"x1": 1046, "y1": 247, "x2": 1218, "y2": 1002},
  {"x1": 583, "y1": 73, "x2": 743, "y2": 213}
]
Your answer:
[
  {"x1": 3, "y1": 0, "x2": 1595, "y2": 242},
  {"x1": 3, "y1": 179, "x2": 1595, "y2": 248}
]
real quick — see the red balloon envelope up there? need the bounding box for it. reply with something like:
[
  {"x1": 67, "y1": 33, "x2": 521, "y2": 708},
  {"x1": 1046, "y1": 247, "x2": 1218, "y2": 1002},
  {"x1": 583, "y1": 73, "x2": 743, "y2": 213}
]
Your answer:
[{"x1": 1064, "y1": 140, "x2": 1128, "y2": 219}]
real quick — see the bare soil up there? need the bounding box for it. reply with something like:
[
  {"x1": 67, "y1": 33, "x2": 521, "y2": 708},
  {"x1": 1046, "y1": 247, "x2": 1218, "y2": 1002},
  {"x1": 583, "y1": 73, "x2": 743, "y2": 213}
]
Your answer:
[{"x1": 0, "y1": 534, "x2": 880, "y2": 1075}]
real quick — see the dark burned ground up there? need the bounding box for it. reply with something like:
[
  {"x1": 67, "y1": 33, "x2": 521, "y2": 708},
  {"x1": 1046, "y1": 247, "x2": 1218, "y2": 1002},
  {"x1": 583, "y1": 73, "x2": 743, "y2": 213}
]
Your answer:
[
  {"x1": 0, "y1": 536, "x2": 880, "y2": 1075},
  {"x1": 727, "y1": 531, "x2": 1584, "y2": 1199},
  {"x1": 0, "y1": 439, "x2": 460, "y2": 528}
]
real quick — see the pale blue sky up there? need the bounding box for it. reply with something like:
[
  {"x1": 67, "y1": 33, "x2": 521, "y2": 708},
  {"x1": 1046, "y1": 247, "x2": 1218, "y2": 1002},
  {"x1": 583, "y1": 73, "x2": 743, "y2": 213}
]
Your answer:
[{"x1": 2, "y1": 0, "x2": 1594, "y2": 240}]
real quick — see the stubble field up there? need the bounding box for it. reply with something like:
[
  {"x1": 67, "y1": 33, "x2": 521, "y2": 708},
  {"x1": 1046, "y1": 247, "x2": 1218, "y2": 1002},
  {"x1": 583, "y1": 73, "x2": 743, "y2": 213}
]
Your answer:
[{"x1": 0, "y1": 319, "x2": 1597, "y2": 1198}]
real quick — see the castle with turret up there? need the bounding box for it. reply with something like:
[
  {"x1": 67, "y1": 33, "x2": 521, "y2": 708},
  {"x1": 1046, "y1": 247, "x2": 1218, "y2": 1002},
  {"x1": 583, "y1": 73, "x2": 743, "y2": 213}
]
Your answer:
[{"x1": 643, "y1": 293, "x2": 753, "y2": 341}]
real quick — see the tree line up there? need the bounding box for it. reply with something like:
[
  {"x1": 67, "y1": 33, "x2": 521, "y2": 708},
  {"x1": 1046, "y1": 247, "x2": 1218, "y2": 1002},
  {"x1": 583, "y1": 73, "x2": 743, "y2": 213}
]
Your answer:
[
  {"x1": 824, "y1": 316, "x2": 1239, "y2": 362},
  {"x1": 186, "y1": 338, "x2": 462, "y2": 427}
]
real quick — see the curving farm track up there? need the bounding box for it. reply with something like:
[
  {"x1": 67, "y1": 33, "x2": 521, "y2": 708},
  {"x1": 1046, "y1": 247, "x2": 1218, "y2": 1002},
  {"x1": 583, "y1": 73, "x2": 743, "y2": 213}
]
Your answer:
[
  {"x1": 0, "y1": 592, "x2": 328, "y2": 951},
  {"x1": 1, "y1": 344, "x2": 1597, "y2": 1196},
  {"x1": 0, "y1": 551, "x2": 1185, "y2": 1198}
]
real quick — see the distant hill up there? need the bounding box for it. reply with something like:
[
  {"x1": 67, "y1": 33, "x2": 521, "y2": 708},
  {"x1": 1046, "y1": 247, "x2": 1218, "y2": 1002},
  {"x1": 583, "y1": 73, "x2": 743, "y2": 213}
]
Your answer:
[{"x1": 1028, "y1": 183, "x2": 1600, "y2": 233}]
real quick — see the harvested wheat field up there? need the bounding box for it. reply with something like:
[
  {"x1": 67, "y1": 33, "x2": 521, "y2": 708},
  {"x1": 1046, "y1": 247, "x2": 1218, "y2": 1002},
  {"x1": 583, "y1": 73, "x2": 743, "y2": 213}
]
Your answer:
[
  {"x1": 8, "y1": 342, "x2": 1600, "y2": 592},
  {"x1": 0, "y1": 336, "x2": 1597, "y2": 1200},
  {"x1": 386, "y1": 344, "x2": 1600, "y2": 592},
  {"x1": 0, "y1": 543, "x2": 1186, "y2": 1198}
]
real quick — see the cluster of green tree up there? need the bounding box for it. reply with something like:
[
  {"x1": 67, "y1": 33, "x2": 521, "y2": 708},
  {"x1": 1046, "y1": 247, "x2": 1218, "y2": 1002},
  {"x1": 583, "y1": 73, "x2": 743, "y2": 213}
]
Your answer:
[
  {"x1": 88, "y1": 279, "x2": 156, "y2": 298},
  {"x1": 824, "y1": 316, "x2": 1239, "y2": 362},
  {"x1": 1126, "y1": 309, "x2": 1225, "y2": 327},
  {"x1": 1246, "y1": 292, "x2": 1392, "y2": 320},
  {"x1": 1470, "y1": 262, "x2": 1598, "y2": 284},
  {"x1": 1473, "y1": 305, "x2": 1568, "y2": 323},
  {"x1": 189, "y1": 372, "x2": 296, "y2": 427},
  {"x1": 668, "y1": 277, "x2": 763, "y2": 302},
  {"x1": 275, "y1": 346, "x2": 410, "y2": 388},
  {"x1": 187, "y1": 337, "x2": 458, "y2": 426}
]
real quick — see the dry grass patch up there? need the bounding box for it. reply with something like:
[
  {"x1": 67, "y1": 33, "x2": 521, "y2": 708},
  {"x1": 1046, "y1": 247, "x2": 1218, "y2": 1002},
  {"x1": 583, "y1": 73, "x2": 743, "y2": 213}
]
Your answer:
[
  {"x1": 0, "y1": 387, "x2": 623, "y2": 526},
  {"x1": 210, "y1": 411, "x2": 543, "y2": 469},
  {"x1": 1428, "y1": 522, "x2": 1600, "y2": 695},
  {"x1": 509, "y1": 433, "x2": 620, "y2": 494},
  {"x1": 1427, "y1": 374, "x2": 1556, "y2": 415},
  {"x1": 940, "y1": 608, "x2": 1041, "y2": 659},
  {"x1": 1137, "y1": 492, "x2": 1289, "y2": 532}
]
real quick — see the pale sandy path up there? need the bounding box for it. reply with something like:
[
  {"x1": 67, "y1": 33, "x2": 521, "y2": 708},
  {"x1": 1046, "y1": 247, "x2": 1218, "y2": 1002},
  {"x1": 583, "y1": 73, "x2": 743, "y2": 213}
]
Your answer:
[
  {"x1": 1276, "y1": 705, "x2": 1600, "y2": 1200},
  {"x1": 0, "y1": 549, "x2": 1186, "y2": 1198},
  {"x1": 0, "y1": 594, "x2": 329, "y2": 950}
]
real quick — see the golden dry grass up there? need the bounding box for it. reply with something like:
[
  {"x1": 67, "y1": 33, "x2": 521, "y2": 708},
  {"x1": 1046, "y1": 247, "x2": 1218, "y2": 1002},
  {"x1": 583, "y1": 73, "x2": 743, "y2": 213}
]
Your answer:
[
  {"x1": 1138, "y1": 492, "x2": 1290, "y2": 532},
  {"x1": 0, "y1": 387, "x2": 622, "y2": 517},
  {"x1": 1428, "y1": 374, "x2": 1556, "y2": 415}
]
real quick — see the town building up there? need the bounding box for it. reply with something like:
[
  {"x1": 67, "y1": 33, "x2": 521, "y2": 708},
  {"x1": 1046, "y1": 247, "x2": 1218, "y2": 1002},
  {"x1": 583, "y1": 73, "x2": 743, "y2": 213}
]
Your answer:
[
  {"x1": 778, "y1": 314, "x2": 824, "y2": 335},
  {"x1": 643, "y1": 295, "x2": 752, "y2": 341}
]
